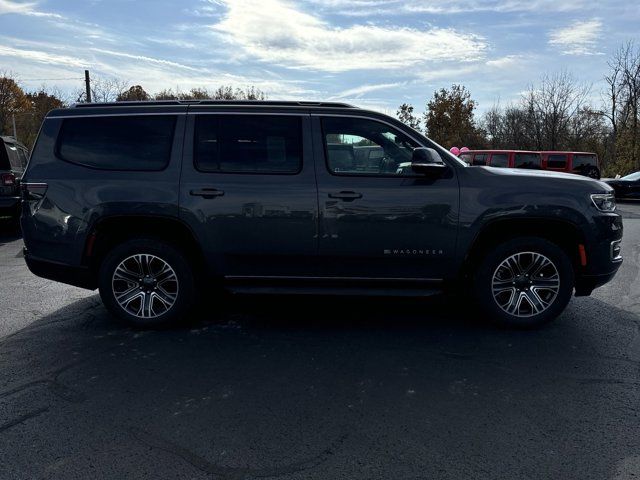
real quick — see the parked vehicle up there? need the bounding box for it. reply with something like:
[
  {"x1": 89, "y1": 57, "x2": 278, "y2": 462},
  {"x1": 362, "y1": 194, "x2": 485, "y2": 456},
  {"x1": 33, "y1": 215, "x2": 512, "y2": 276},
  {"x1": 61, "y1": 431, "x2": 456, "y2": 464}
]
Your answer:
[
  {"x1": 459, "y1": 150, "x2": 542, "y2": 169},
  {"x1": 604, "y1": 171, "x2": 640, "y2": 199},
  {"x1": 540, "y1": 151, "x2": 601, "y2": 179},
  {"x1": 0, "y1": 136, "x2": 29, "y2": 224},
  {"x1": 21, "y1": 101, "x2": 623, "y2": 328}
]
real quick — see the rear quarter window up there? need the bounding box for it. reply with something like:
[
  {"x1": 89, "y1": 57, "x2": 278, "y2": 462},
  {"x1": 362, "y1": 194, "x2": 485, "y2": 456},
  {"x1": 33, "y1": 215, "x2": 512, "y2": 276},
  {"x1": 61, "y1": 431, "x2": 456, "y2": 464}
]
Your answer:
[
  {"x1": 57, "y1": 115, "x2": 176, "y2": 171},
  {"x1": 573, "y1": 154, "x2": 597, "y2": 169}
]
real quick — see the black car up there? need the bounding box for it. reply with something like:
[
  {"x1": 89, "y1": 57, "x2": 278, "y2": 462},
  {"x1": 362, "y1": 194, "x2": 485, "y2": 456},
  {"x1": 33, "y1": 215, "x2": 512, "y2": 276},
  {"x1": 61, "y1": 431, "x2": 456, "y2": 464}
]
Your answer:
[
  {"x1": 0, "y1": 136, "x2": 29, "y2": 224},
  {"x1": 605, "y1": 171, "x2": 640, "y2": 199},
  {"x1": 20, "y1": 100, "x2": 623, "y2": 328}
]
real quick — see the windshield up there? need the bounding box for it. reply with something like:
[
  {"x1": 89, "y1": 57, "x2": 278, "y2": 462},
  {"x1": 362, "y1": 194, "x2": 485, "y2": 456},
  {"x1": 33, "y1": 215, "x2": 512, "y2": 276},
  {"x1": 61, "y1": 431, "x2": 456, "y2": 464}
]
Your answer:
[{"x1": 622, "y1": 171, "x2": 640, "y2": 181}]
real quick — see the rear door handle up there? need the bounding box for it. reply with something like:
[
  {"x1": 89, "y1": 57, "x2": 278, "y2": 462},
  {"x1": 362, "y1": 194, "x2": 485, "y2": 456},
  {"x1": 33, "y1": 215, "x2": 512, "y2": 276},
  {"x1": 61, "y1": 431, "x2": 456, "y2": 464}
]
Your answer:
[
  {"x1": 328, "y1": 191, "x2": 363, "y2": 201},
  {"x1": 190, "y1": 188, "x2": 225, "y2": 199}
]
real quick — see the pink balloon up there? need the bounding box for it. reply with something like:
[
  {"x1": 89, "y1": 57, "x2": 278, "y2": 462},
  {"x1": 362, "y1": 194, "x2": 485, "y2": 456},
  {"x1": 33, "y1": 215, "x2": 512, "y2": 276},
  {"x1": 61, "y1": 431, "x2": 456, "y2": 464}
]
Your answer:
[
  {"x1": 450, "y1": 147, "x2": 460, "y2": 156},
  {"x1": 460, "y1": 147, "x2": 470, "y2": 153}
]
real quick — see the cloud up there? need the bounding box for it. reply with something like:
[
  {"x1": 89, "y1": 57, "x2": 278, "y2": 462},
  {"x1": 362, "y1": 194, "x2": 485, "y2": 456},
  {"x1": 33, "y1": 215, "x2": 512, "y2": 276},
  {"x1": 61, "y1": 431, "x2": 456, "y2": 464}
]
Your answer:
[
  {"x1": 304, "y1": 0, "x2": 588, "y2": 15},
  {"x1": 548, "y1": 19, "x2": 603, "y2": 55},
  {"x1": 209, "y1": 0, "x2": 486, "y2": 72},
  {"x1": 89, "y1": 48, "x2": 202, "y2": 72},
  {"x1": 0, "y1": 0, "x2": 62, "y2": 18},
  {"x1": 332, "y1": 82, "x2": 404, "y2": 99},
  {"x1": 0, "y1": 45, "x2": 88, "y2": 68}
]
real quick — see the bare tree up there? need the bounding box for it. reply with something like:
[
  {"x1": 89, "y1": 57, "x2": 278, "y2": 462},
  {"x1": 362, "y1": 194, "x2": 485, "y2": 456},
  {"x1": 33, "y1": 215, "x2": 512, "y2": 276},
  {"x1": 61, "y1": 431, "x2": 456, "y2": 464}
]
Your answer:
[{"x1": 396, "y1": 103, "x2": 421, "y2": 131}]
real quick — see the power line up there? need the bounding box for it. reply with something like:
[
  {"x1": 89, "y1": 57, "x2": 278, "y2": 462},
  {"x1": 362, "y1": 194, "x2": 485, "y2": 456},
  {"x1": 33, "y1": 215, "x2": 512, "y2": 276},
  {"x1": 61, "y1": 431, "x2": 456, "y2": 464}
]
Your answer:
[{"x1": 20, "y1": 77, "x2": 84, "y2": 82}]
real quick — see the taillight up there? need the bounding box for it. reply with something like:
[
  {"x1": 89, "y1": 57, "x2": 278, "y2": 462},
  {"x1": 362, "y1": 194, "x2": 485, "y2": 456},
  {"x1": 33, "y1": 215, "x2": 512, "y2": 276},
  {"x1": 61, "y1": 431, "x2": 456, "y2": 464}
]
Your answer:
[{"x1": 1, "y1": 173, "x2": 15, "y2": 186}]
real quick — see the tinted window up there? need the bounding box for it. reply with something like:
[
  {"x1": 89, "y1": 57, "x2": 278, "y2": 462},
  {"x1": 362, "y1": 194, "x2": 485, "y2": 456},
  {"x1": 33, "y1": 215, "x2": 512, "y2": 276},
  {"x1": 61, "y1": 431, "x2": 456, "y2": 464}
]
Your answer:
[
  {"x1": 195, "y1": 115, "x2": 302, "y2": 174},
  {"x1": 514, "y1": 153, "x2": 541, "y2": 169},
  {"x1": 472, "y1": 154, "x2": 488, "y2": 166},
  {"x1": 490, "y1": 153, "x2": 509, "y2": 167},
  {"x1": 622, "y1": 171, "x2": 640, "y2": 181},
  {"x1": 17, "y1": 148, "x2": 29, "y2": 168},
  {"x1": 58, "y1": 116, "x2": 176, "y2": 171},
  {"x1": 547, "y1": 154, "x2": 567, "y2": 169},
  {"x1": 6, "y1": 144, "x2": 22, "y2": 169},
  {"x1": 573, "y1": 154, "x2": 597, "y2": 170},
  {"x1": 322, "y1": 117, "x2": 419, "y2": 176},
  {"x1": 459, "y1": 153, "x2": 472, "y2": 164}
]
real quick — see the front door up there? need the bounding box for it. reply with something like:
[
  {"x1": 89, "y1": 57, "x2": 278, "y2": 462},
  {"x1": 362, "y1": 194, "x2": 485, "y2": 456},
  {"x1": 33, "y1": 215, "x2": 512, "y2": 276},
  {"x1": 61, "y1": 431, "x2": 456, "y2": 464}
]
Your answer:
[
  {"x1": 313, "y1": 115, "x2": 459, "y2": 280},
  {"x1": 180, "y1": 112, "x2": 318, "y2": 278}
]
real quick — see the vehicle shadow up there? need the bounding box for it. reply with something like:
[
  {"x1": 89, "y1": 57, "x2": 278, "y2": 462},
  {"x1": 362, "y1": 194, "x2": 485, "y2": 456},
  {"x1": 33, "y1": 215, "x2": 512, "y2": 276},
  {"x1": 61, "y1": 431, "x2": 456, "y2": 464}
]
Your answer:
[{"x1": 1, "y1": 293, "x2": 638, "y2": 479}]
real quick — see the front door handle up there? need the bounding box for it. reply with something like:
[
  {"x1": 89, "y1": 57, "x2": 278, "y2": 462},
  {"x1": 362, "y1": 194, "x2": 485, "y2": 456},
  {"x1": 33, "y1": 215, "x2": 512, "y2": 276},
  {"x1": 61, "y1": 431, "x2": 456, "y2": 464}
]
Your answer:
[
  {"x1": 190, "y1": 188, "x2": 225, "y2": 199},
  {"x1": 328, "y1": 191, "x2": 363, "y2": 201}
]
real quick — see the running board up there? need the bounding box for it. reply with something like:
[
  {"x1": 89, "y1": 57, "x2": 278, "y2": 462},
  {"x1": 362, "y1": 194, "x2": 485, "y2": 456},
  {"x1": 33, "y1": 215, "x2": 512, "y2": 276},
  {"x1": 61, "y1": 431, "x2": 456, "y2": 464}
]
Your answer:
[{"x1": 223, "y1": 276, "x2": 444, "y2": 297}]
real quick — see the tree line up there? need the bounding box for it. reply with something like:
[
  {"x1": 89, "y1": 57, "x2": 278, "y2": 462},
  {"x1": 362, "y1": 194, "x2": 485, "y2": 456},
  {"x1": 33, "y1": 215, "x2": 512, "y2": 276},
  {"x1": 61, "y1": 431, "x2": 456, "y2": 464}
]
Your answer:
[
  {"x1": 0, "y1": 76, "x2": 266, "y2": 150},
  {"x1": 397, "y1": 41, "x2": 640, "y2": 176}
]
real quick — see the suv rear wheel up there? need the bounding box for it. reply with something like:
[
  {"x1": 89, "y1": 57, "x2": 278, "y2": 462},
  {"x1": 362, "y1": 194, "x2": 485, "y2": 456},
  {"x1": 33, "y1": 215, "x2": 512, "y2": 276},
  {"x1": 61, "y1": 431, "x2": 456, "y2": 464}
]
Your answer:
[
  {"x1": 474, "y1": 237, "x2": 574, "y2": 328},
  {"x1": 98, "y1": 238, "x2": 195, "y2": 327}
]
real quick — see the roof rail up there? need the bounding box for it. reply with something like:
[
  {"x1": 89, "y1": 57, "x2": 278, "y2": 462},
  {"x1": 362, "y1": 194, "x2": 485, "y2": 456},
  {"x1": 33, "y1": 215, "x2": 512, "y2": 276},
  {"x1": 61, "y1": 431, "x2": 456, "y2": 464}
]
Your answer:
[{"x1": 73, "y1": 100, "x2": 356, "y2": 108}]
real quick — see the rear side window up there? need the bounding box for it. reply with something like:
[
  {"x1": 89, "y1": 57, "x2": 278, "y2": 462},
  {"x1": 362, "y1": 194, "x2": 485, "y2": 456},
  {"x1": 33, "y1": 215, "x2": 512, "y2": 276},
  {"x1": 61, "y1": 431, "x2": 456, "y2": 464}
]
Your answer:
[
  {"x1": 573, "y1": 154, "x2": 597, "y2": 169},
  {"x1": 472, "y1": 154, "x2": 487, "y2": 166},
  {"x1": 57, "y1": 116, "x2": 176, "y2": 171},
  {"x1": 514, "y1": 153, "x2": 541, "y2": 169},
  {"x1": 194, "y1": 115, "x2": 302, "y2": 174},
  {"x1": 490, "y1": 153, "x2": 508, "y2": 167},
  {"x1": 547, "y1": 154, "x2": 567, "y2": 169}
]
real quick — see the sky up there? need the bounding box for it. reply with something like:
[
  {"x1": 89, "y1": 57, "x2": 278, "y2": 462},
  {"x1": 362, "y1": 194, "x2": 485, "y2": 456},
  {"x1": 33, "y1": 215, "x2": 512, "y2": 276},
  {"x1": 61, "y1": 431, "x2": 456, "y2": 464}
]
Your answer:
[{"x1": 0, "y1": 0, "x2": 638, "y2": 115}]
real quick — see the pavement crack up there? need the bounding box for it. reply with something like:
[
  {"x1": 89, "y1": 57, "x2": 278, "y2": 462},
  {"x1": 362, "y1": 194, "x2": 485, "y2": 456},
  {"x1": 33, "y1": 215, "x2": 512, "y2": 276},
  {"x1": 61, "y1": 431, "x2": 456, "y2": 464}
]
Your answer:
[
  {"x1": 129, "y1": 427, "x2": 347, "y2": 480},
  {"x1": 0, "y1": 407, "x2": 49, "y2": 433}
]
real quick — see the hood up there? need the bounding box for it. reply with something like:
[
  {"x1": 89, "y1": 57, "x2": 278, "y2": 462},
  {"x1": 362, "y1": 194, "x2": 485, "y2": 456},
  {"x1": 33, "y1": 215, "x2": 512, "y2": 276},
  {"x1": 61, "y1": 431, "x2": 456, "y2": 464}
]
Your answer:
[{"x1": 465, "y1": 166, "x2": 613, "y2": 194}]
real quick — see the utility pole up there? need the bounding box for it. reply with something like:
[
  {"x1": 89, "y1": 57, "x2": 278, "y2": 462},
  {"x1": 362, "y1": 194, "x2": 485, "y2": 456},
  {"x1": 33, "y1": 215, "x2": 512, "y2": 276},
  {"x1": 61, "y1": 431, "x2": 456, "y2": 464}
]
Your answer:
[
  {"x1": 12, "y1": 114, "x2": 17, "y2": 139},
  {"x1": 84, "y1": 69, "x2": 92, "y2": 103}
]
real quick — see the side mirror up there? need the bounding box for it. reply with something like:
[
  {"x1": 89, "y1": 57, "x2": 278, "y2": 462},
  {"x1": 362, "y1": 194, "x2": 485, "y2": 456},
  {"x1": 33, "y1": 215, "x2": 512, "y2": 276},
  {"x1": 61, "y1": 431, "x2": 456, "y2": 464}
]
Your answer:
[{"x1": 411, "y1": 147, "x2": 448, "y2": 176}]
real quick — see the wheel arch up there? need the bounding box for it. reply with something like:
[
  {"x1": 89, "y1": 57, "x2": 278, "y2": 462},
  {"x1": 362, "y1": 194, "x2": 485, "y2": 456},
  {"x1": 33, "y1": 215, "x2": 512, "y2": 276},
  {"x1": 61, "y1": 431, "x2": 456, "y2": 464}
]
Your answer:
[
  {"x1": 83, "y1": 215, "x2": 206, "y2": 278},
  {"x1": 462, "y1": 217, "x2": 586, "y2": 278}
]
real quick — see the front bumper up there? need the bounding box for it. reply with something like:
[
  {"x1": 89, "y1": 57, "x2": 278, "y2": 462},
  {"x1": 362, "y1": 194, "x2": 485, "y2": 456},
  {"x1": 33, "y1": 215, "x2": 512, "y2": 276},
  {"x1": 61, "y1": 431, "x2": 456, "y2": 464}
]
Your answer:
[{"x1": 575, "y1": 213, "x2": 623, "y2": 296}]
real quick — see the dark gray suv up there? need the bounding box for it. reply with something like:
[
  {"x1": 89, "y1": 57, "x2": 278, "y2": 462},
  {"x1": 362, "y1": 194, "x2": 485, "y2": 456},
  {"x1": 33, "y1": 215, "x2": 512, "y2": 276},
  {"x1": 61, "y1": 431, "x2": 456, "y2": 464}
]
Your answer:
[{"x1": 21, "y1": 101, "x2": 623, "y2": 328}]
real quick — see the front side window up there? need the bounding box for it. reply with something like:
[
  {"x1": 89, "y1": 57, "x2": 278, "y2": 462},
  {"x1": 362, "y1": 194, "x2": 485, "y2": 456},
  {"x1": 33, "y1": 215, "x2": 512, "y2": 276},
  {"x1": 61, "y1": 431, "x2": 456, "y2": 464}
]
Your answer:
[
  {"x1": 194, "y1": 115, "x2": 302, "y2": 174},
  {"x1": 547, "y1": 154, "x2": 567, "y2": 169},
  {"x1": 490, "y1": 153, "x2": 509, "y2": 167},
  {"x1": 322, "y1": 117, "x2": 419, "y2": 176},
  {"x1": 514, "y1": 153, "x2": 541, "y2": 169},
  {"x1": 459, "y1": 153, "x2": 472, "y2": 165},
  {"x1": 58, "y1": 115, "x2": 176, "y2": 171}
]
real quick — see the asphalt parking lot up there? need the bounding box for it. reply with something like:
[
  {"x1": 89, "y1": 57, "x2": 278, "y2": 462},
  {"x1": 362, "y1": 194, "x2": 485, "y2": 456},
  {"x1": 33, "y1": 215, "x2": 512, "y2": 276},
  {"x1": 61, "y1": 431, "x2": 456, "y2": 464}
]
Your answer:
[{"x1": 0, "y1": 203, "x2": 639, "y2": 480}]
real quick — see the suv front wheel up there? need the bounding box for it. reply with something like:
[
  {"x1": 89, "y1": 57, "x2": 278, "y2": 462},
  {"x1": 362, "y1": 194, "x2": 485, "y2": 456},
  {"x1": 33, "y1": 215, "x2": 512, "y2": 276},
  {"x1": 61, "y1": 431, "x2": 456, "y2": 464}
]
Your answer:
[
  {"x1": 474, "y1": 237, "x2": 575, "y2": 328},
  {"x1": 98, "y1": 238, "x2": 196, "y2": 327}
]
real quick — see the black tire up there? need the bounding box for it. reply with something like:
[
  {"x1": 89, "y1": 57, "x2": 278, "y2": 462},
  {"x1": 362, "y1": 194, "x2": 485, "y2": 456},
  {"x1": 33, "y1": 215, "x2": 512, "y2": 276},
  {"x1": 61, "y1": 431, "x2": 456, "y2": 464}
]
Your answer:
[
  {"x1": 473, "y1": 237, "x2": 574, "y2": 328},
  {"x1": 98, "y1": 237, "x2": 196, "y2": 328}
]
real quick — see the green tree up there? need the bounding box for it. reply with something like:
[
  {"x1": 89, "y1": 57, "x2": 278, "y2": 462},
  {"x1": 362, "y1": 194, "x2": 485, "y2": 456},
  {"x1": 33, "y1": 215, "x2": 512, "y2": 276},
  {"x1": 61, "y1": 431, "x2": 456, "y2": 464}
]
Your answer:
[
  {"x1": 423, "y1": 85, "x2": 484, "y2": 148},
  {"x1": 0, "y1": 75, "x2": 29, "y2": 136},
  {"x1": 18, "y1": 89, "x2": 65, "y2": 149},
  {"x1": 117, "y1": 85, "x2": 150, "y2": 101}
]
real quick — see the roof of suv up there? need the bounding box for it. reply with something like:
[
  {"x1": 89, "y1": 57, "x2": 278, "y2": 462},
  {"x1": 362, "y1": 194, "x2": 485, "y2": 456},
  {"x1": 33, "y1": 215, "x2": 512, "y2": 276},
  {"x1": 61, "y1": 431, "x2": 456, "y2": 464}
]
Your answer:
[{"x1": 72, "y1": 100, "x2": 357, "y2": 109}]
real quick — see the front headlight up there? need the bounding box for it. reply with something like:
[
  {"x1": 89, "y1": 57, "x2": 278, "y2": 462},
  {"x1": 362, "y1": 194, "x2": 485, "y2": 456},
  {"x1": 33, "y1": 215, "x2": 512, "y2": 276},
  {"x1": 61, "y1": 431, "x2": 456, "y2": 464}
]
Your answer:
[{"x1": 591, "y1": 193, "x2": 616, "y2": 212}]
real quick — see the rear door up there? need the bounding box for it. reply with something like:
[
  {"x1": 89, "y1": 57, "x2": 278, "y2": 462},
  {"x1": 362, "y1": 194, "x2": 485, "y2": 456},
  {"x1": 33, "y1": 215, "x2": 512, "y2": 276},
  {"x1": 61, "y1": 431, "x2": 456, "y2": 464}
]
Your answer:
[
  {"x1": 179, "y1": 109, "x2": 318, "y2": 278},
  {"x1": 312, "y1": 114, "x2": 459, "y2": 281}
]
